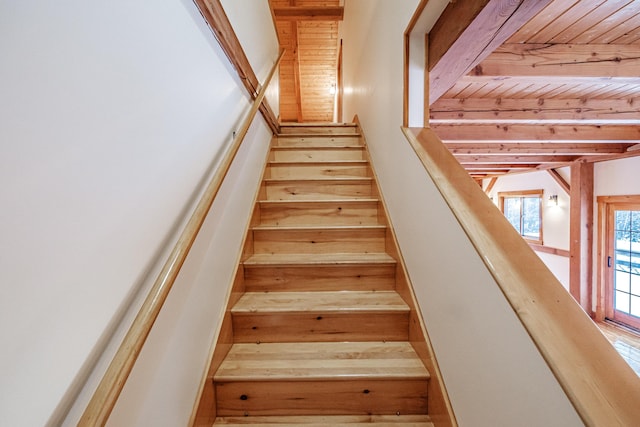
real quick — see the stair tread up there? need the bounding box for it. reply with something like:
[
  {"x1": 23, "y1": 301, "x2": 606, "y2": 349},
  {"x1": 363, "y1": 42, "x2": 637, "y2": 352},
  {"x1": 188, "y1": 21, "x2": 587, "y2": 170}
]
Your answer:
[
  {"x1": 214, "y1": 415, "x2": 434, "y2": 426},
  {"x1": 259, "y1": 199, "x2": 379, "y2": 205},
  {"x1": 268, "y1": 160, "x2": 368, "y2": 165},
  {"x1": 215, "y1": 342, "x2": 429, "y2": 382},
  {"x1": 232, "y1": 291, "x2": 409, "y2": 313},
  {"x1": 270, "y1": 146, "x2": 364, "y2": 151},
  {"x1": 252, "y1": 225, "x2": 386, "y2": 231},
  {"x1": 277, "y1": 132, "x2": 361, "y2": 138},
  {"x1": 264, "y1": 177, "x2": 372, "y2": 183},
  {"x1": 243, "y1": 253, "x2": 396, "y2": 266}
]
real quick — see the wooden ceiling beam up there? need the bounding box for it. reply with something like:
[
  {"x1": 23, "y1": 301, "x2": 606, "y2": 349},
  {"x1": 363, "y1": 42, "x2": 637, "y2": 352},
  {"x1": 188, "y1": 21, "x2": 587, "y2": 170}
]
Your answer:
[
  {"x1": 475, "y1": 43, "x2": 640, "y2": 78},
  {"x1": 273, "y1": 6, "x2": 344, "y2": 21},
  {"x1": 446, "y1": 142, "x2": 632, "y2": 155},
  {"x1": 461, "y1": 163, "x2": 540, "y2": 169},
  {"x1": 428, "y1": 0, "x2": 552, "y2": 105},
  {"x1": 430, "y1": 98, "x2": 640, "y2": 122},
  {"x1": 454, "y1": 154, "x2": 577, "y2": 164},
  {"x1": 431, "y1": 123, "x2": 640, "y2": 142}
]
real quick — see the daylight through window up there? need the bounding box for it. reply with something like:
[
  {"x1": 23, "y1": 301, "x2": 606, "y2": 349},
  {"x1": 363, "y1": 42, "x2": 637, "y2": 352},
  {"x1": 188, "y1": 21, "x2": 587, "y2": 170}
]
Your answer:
[{"x1": 498, "y1": 190, "x2": 543, "y2": 244}]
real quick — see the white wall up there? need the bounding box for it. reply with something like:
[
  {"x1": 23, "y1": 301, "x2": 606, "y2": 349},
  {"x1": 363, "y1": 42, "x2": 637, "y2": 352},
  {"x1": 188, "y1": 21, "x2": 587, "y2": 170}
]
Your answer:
[
  {"x1": 595, "y1": 156, "x2": 640, "y2": 196},
  {"x1": 341, "y1": 1, "x2": 582, "y2": 425},
  {"x1": 0, "y1": 1, "x2": 278, "y2": 426},
  {"x1": 486, "y1": 169, "x2": 571, "y2": 290}
]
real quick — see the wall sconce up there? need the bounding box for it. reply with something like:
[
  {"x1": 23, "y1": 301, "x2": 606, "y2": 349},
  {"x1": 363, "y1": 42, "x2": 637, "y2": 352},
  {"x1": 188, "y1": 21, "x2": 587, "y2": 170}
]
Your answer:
[{"x1": 548, "y1": 194, "x2": 558, "y2": 206}]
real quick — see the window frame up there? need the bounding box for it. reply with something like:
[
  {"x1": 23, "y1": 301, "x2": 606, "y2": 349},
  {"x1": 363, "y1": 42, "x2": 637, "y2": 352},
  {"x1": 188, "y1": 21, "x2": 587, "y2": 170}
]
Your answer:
[{"x1": 498, "y1": 189, "x2": 544, "y2": 245}]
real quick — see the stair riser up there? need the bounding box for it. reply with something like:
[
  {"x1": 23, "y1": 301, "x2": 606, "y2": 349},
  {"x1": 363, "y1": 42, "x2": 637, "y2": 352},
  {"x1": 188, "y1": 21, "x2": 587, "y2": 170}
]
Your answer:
[
  {"x1": 253, "y1": 229, "x2": 386, "y2": 254},
  {"x1": 215, "y1": 379, "x2": 427, "y2": 416},
  {"x1": 232, "y1": 312, "x2": 409, "y2": 343},
  {"x1": 264, "y1": 182, "x2": 373, "y2": 200},
  {"x1": 243, "y1": 265, "x2": 396, "y2": 292},
  {"x1": 274, "y1": 136, "x2": 363, "y2": 147},
  {"x1": 279, "y1": 126, "x2": 358, "y2": 135},
  {"x1": 266, "y1": 164, "x2": 370, "y2": 180},
  {"x1": 258, "y1": 202, "x2": 380, "y2": 227},
  {"x1": 270, "y1": 148, "x2": 366, "y2": 162}
]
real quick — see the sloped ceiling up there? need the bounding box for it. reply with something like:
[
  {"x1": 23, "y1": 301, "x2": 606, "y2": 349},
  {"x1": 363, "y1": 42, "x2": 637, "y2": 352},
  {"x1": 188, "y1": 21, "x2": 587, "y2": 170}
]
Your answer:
[{"x1": 269, "y1": 0, "x2": 341, "y2": 123}]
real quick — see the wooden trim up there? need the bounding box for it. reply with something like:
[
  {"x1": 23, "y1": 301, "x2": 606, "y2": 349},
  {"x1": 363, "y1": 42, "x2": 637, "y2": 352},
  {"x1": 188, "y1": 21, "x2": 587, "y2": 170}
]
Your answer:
[
  {"x1": 596, "y1": 198, "x2": 608, "y2": 322},
  {"x1": 424, "y1": 33, "x2": 430, "y2": 127},
  {"x1": 497, "y1": 189, "x2": 544, "y2": 245},
  {"x1": 569, "y1": 160, "x2": 593, "y2": 313},
  {"x1": 547, "y1": 169, "x2": 570, "y2": 195},
  {"x1": 529, "y1": 243, "x2": 570, "y2": 258},
  {"x1": 337, "y1": 39, "x2": 343, "y2": 123},
  {"x1": 405, "y1": 0, "x2": 430, "y2": 35},
  {"x1": 78, "y1": 51, "x2": 284, "y2": 427},
  {"x1": 596, "y1": 196, "x2": 640, "y2": 329},
  {"x1": 403, "y1": 0, "x2": 430, "y2": 128},
  {"x1": 194, "y1": 0, "x2": 280, "y2": 134},
  {"x1": 403, "y1": 31, "x2": 410, "y2": 128},
  {"x1": 402, "y1": 126, "x2": 640, "y2": 426},
  {"x1": 291, "y1": 20, "x2": 303, "y2": 122},
  {"x1": 498, "y1": 189, "x2": 543, "y2": 197}
]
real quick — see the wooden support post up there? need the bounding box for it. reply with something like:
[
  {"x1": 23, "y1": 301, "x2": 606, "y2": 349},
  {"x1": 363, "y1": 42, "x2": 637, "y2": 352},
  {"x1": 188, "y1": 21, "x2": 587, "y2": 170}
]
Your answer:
[{"x1": 569, "y1": 160, "x2": 594, "y2": 314}]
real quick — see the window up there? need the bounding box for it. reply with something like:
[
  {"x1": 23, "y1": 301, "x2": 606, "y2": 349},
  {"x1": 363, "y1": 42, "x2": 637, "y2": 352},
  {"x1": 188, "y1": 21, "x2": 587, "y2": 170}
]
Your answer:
[{"x1": 498, "y1": 190, "x2": 543, "y2": 244}]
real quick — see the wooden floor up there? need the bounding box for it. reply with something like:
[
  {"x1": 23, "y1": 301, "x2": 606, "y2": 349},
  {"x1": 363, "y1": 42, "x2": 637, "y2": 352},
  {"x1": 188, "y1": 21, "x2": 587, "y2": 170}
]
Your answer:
[{"x1": 598, "y1": 321, "x2": 640, "y2": 376}]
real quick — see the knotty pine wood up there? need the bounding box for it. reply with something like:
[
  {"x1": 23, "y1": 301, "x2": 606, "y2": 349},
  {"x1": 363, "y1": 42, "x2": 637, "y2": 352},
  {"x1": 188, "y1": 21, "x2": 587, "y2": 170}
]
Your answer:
[
  {"x1": 215, "y1": 379, "x2": 428, "y2": 417},
  {"x1": 263, "y1": 179, "x2": 374, "y2": 200},
  {"x1": 257, "y1": 200, "x2": 381, "y2": 227},
  {"x1": 214, "y1": 414, "x2": 435, "y2": 426},
  {"x1": 232, "y1": 290, "x2": 409, "y2": 313},
  {"x1": 430, "y1": 98, "x2": 640, "y2": 120},
  {"x1": 266, "y1": 161, "x2": 371, "y2": 179},
  {"x1": 232, "y1": 311, "x2": 409, "y2": 343},
  {"x1": 243, "y1": 263, "x2": 397, "y2": 292},
  {"x1": 269, "y1": 147, "x2": 366, "y2": 162},
  {"x1": 251, "y1": 226, "x2": 387, "y2": 254},
  {"x1": 274, "y1": 135, "x2": 363, "y2": 147},
  {"x1": 279, "y1": 123, "x2": 358, "y2": 134},
  {"x1": 216, "y1": 342, "x2": 428, "y2": 381}
]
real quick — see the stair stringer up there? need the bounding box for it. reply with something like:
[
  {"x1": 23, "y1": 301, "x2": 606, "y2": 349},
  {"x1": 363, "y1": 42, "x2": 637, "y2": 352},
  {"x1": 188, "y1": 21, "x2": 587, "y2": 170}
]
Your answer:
[{"x1": 354, "y1": 117, "x2": 457, "y2": 427}]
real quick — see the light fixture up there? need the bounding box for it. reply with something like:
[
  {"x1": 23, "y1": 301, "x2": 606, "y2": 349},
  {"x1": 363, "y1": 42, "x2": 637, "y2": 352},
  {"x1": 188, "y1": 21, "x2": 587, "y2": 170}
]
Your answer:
[{"x1": 548, "y1": 194, "x2": 558, "y2": 206}]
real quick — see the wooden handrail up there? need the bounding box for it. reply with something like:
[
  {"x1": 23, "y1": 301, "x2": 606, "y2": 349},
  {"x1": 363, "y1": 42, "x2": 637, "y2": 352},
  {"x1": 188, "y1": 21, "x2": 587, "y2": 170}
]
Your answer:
[
  {"x1": 78, "y1": 49, "x2": 284, "y2": 426},
  {"x1": 402, "y1": 126, "x2": 640, "y2": 426}
]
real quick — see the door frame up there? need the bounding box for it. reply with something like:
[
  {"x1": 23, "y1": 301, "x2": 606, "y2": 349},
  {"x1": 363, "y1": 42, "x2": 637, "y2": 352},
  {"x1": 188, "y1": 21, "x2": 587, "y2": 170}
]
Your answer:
[{"x1": 596, "y1": 195, "x2": 640, "y2": 329}]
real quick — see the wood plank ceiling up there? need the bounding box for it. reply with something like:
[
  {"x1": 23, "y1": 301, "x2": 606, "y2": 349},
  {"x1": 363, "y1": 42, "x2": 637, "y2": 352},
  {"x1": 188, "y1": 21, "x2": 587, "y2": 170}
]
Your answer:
[
  {"x1": 430, "y1": 0, "x2": 640, "y2": 180},
  {"x1": 269, "y1": 0, "x2": 342, "y2": 123}
]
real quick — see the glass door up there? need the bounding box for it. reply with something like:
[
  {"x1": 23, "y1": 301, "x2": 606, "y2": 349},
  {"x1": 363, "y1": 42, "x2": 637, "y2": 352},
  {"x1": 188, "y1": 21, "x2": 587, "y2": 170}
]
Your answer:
[{"x1": 608, "y1": 205, "x2": 640, "y2": 330}]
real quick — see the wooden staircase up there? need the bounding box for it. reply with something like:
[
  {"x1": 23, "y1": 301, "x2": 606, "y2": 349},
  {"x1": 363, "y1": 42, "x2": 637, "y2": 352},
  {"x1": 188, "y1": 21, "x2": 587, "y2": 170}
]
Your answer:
[{"x1": 195, "y1": 123, "x2": 451, "y2": 426}]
